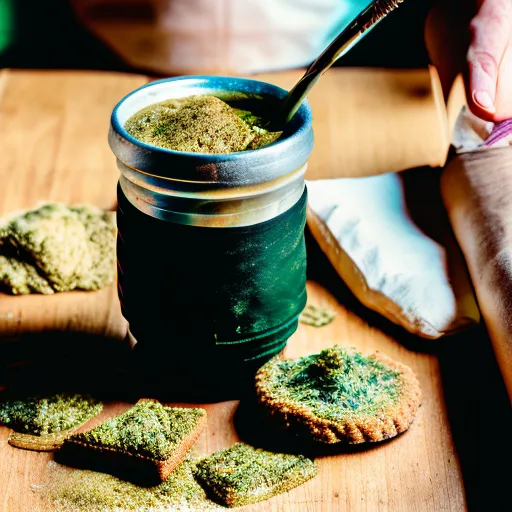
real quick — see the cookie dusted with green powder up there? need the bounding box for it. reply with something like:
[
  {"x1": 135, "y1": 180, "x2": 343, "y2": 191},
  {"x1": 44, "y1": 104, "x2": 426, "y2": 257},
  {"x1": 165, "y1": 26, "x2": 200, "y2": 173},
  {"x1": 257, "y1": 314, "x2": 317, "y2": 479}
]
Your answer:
[
  {"x1": 124, "y1": 94, "x2": 281, "y2": 153},
  {"x1": 194, "y1": 443, "x2": 317, "y2": 507},
  {"x1": 61, "y1": 399, "x2": 207, "y2": 485},
  {"x1": 0, "y1": 203, "x2": 116, "y2": 294},
  {"x1": 255, "y1": 345, "x2": 422, "y2": 444},
  {"x1": 0, "y1": 392, "x2": 103, "y2": 451}
]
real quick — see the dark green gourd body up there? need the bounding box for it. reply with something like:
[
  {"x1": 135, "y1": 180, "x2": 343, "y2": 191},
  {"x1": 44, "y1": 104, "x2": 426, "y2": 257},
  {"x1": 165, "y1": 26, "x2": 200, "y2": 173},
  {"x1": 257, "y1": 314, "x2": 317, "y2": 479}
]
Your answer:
[{"x1": 116, "y1": 186, "x2": 307, "y2": 396}]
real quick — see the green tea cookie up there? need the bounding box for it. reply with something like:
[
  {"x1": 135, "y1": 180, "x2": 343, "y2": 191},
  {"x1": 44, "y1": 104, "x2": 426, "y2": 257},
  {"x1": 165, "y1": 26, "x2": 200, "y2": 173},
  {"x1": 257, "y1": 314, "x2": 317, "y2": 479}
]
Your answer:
[
  {"x1": 61, "y1": 399, "x2": 207, "y2": 484},
  {"x1": 193, "y1": 442, "x2": 317, "y2": 507},
  {"x1": 0, "y1": 392, "x2": 103, "y2": 450},
  {"x1": 255, "y1": 345, "x2": 422, "y2": 444},
  {"x1": 0, "y1": 203, "x2": 116, "y2": 294}
]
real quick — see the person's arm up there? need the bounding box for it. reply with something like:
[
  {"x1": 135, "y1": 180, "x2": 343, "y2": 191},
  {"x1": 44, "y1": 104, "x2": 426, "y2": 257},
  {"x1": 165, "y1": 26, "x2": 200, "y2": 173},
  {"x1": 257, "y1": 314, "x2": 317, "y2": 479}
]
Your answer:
[{"x1": 425, "y1": 0, "x2": 512, "y2": 122}]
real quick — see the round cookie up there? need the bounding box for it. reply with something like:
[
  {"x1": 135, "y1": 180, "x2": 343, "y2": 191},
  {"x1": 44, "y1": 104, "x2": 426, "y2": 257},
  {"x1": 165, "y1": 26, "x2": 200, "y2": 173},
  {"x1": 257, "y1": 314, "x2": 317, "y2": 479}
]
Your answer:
[{"x1": 255, "y1": 345, "x2": 422, "y2": 444}]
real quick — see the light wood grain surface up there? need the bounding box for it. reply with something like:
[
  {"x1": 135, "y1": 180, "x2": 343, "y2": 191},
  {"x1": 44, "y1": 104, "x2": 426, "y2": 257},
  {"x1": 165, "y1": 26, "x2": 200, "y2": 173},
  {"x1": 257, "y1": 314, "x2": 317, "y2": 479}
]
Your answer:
[
  {"x1": 1, "y1": 281, "x2": 465, "y2": 512},
  {"x1": 258, "y1": 66, "x2": 450, "y2": 178},
  {"x1": 0, "y1": 68, "x2": 509, "y2": 512}
]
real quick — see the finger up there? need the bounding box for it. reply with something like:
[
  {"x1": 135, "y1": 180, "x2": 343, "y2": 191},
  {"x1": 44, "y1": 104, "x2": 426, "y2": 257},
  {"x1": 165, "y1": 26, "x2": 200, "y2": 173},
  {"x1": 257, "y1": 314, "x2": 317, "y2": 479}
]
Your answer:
[
  {"x1": 495, "y1": 38, "x2": 512, "y2": 121},
  {"x1": 467, "y1": 0, "x2": 512, "y2": 121}
]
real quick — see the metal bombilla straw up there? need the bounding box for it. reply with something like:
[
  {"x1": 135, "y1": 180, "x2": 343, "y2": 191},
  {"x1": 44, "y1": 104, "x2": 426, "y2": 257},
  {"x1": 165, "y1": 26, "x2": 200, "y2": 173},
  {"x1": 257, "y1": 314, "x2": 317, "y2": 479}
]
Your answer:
[{"x1": 278, "y1": 0, "x2": 405, "y2": 127}]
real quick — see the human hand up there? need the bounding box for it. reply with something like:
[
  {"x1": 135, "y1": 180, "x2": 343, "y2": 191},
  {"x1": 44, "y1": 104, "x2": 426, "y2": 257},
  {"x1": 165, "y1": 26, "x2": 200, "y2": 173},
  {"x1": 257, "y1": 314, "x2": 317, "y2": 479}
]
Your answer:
[{"x1": 425, "y1": 0, "x2": 512, "y2": 123}]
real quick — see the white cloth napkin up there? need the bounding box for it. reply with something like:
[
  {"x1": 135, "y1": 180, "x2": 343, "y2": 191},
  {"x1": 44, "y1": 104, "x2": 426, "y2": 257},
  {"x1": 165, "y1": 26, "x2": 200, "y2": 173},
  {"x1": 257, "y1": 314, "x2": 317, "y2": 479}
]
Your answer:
[{"x1": 306, "y1": 173, "x2": 480, "y2": 338}]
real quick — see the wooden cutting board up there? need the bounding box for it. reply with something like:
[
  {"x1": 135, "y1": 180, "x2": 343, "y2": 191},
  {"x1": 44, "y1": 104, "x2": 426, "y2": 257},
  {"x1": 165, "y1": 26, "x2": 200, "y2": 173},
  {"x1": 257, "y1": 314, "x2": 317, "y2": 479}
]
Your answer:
[{"x1": 0, "y1": 69, "x2": 508, "y2": 512}]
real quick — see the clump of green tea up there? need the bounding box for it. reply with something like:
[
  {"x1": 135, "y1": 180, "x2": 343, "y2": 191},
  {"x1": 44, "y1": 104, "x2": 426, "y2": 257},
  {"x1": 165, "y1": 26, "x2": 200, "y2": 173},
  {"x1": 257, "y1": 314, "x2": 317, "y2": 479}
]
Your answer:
[
  {"x1": 124, "y1": 94, "x2": 282, "y2": 153},
  {"x1": 193, "y1": 442, "x2": 317, "y2": 507},
  {"x1": 270, "y1": 346, "x2": 401, "y2": 421},
  {"x1": 40, "y1": 458, "x2": 219, "y2": 512},
  {"x1": 67, "y1": 400, "x2": 206, "y2": 461},
  {"x1": 0, "y1": 203, "x2": 116, "y2": 295},
  {"x1": 299, "y1": 304, "x2": 336, "y2": 327},
  {"x1": 0, "y1": 392, "x2": 103, "y2": 436}
]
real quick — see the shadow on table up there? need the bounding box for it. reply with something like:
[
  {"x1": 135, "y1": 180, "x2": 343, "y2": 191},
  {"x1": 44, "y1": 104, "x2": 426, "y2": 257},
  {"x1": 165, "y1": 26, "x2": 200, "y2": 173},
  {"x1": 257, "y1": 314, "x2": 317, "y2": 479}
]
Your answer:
[
  {"x1": 0, "y1": 330, "x2": 266, "y2": 404},
  {"x1": 0, "y1": 331, "x2": 135, "y2": 401},
  {"x1": 437, "y1": 324, "x2": 511, "y2": 512},
  {"x1": 54, "y1": 440, "x2": 167, "y2": 487}
]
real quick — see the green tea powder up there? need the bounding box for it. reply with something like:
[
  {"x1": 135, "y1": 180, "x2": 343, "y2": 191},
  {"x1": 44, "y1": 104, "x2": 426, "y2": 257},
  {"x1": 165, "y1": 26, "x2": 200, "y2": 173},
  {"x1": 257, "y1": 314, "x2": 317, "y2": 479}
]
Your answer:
[
  {"x1": 38, "y1": 459, "x2": 219, "y2": 512},
  {"x1": 125, "y1": 94, "x2": 281, "y2": 153}
]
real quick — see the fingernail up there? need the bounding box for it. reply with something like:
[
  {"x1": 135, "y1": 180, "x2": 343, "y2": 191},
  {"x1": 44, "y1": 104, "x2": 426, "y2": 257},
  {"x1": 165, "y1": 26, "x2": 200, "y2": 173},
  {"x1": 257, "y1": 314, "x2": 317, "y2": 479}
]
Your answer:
[{"x1": 473, "y1": 90, "x2": 495, "y2": 112}]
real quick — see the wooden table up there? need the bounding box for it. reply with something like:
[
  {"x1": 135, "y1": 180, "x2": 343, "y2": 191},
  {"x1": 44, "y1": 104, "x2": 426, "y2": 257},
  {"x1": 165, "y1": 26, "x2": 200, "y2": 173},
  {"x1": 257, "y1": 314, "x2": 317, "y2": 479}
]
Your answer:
[{"x1": 0, "y1": 69, "x2": 509, "y2": 512}]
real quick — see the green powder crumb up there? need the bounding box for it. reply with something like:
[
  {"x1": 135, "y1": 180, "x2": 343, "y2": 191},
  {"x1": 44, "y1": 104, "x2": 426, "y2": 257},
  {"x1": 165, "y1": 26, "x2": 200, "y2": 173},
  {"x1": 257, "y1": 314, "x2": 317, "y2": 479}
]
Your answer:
[
  {"x1": 193, "y1": 442, "x2": 317, "y2": 507},
  {"x1": 265, "y1": 346, "x2": 401, "y2": 421},
  {"x1": 299, "y1": 304, "x2": 336, "y2": 327},
  {"x1": 38, "y1": 458, "x2": 220, "y2": 511},
  {"x1": 0, "y1": 392, "x2": 103, "y2": 436},
  {"x1": 124, "y1": 94, "x2": 281, "y2": 154},
  {"x1": 67, "y1": 400, "x2": 206, "y2": 461},
  {"x1": 0, "y1": 203, "x2": 116, "y2": 295}
]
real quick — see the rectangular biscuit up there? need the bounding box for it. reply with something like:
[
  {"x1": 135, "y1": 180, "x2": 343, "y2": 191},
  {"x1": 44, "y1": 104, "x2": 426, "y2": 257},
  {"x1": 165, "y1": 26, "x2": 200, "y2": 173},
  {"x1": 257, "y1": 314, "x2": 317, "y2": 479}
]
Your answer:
[
  {"x1": 59, "y1": 399, "x2": 207, "y2": 485},
  {"x1": 193, "y1": 442, "x2": 317, "y2": 507}
]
